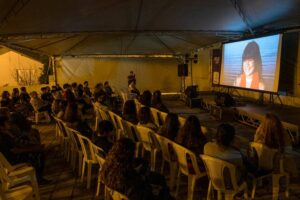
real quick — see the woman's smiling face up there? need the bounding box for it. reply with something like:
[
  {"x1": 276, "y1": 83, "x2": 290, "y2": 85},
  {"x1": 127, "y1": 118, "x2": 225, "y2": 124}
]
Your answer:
[{"x1": 243, "y1": 58, "x2": 255, "y2": 76}]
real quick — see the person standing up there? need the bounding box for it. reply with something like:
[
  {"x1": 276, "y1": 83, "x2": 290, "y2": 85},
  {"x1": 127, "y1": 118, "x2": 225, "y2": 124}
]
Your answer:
[{"x1": 128, "y1": 71, "x2": 136, "y2": 86}]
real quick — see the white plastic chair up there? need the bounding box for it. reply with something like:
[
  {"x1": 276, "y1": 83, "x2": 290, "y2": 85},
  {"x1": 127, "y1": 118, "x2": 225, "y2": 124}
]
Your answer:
[
  {"x1": 91, "y1": 144, "x2": 106, "y2": 197},
  {"x1": 150, "y1": 107, "x2": 163, "y2": 127},
  {"x1": 99, "y1": 108, "x2": 111, "y2": 121},
  {"x1": 134, "y1": 99, "x2": 142, "y2": 113},
  {"x1": 34, "y1": 111, "x2": 51, "y2": 124},
  {"x1": 108, "y1": 111, "x2": 124, "y2": 140},
  {"x1": 200, "y1": 154, "x2": 248, "y2": 200},
  {"x1": 0, "y1": 184, "x2": 33, "y2": 200},
  {"x1": 0, "y1": 153, "x2": 39, "y2": 200},
  {"x1": 136, "y1": 126, "x2": 160, "y2": 171},
  {"x1": 76, "y1": 133, "x2": 98, "y2": 189},
  {"x1": 154, "y1": 133, "x2": 178, "y2": 189},
  {"x1": 250, "y1": 142, "x2": 289, "y2": 200},
  {"x1": 53, "y1": 116, "x2": 70, "y2": 159},
  {"x1": 104, "y1": 185, "x2": 129, "y2": 200},
  {"x1": 121, "y1": 120, "x2": 141, "y2": 157},
  {"x1": 65, "y1": 127, "x2": 83, "y2": 176},
  {"x1": 159, "y1": 111, "x2": 168, "y2": 125},
  {"x1": 178, "y1": 116, "x2": 186, "y2": 128},
  {"x1": 172, "y1": 142, "x2": 206, "y2": 200}
]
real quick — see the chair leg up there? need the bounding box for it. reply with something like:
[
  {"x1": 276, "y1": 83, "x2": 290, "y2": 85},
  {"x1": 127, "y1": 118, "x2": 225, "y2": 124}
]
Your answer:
[
  {"x1": 251, "y1": 179, "x2": 257, "y2": 199},
  {"x1": 272, "y1": 174, "x2": 280, "y2": 200},
  {"x1": 187, "y1": 175, "x2": 196, "y2": 200},
  {"x1": 217, "y1": 191, "x2": 222, "y2": 200},
  {"x1": 160, "y1": 160, "x2": 165, "y2": 174},
  {"x1": 96, "y1": 170, "x2": 101, "y2": 196},
  {"x1": 87, "y1": 163, "x2": 92, "y2": 189},
  {"x1": 224, "y1": 193, "x2": 234, "y2": 200},
  {"x1": 31, "y1": 173, "x2": 40, "y2": 200},
  {"x1": 207, "y1": 181, "x2": 212, "y2": 200},
  {"x1": 175, "y1": 171, "x2": 181, "y2": 198},
  {"x1": 169, "y1": 163, "x2": 177, "y2": 189},
  {"x1": 285, "y1": 174, "x2": 289, "y2": 199},
  {"x1": 78, "y1": 153, "x2": 83, "y2": 177},
  {"x1": 244, "y1": 185, "x2": 248, "y2": 200},
  {"x1": 81, "y1": 161, "x2": 86, "y2": 183}
]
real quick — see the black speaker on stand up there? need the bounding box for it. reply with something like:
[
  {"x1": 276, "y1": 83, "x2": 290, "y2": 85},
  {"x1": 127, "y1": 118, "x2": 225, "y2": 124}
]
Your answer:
[{"x1": 178, "y1": 64, "x2": 188, "y2": 94}]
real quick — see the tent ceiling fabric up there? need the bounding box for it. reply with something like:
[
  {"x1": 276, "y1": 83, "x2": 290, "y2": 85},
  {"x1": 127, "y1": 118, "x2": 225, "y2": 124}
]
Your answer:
[{"x1": 0, "y1": 0, "x2": 299, "y2": 56}]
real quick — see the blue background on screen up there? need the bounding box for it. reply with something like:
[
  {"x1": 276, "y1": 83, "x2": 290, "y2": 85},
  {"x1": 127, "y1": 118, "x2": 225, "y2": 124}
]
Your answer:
[{"x1": 222, "y1": 34, "x2": 280, "y2": 91}]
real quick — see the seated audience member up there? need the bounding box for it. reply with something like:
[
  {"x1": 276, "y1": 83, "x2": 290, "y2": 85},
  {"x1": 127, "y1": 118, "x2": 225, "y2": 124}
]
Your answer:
[
  {"x1": 100, "y1": 138, "x2": 174, "y2": 200},
  {"x1": 254, "y1": 113, "x2": 292, "y2": 152},
  {"x1": 41, "y1": 87, "x2": 53, "y2": 105},
  {"x1": 158, "y1": 113, "x2": 179, "y2": 140},
  {"x1": 254, "y1": 113, "x2": 298, "y2": 177},
  {"x1": 122, "y1": 100, "x2": 138, "y2": 124},
  {"x1": 83, "y1": 81, "x2": 92, "y2": 97},
  {"x1": 71, "y1": 82, "x2": 78, "y2": 97},
  {"x1": 30, "y1": 91, "x2": 51, "y2": 115},
  {"x1": 204, "y1": 124, "x2": 243, "y2": 167},
  {"x1": 93, "y1": 120, "x2": 114, "y2": 155},
  {"x1": 93, "y1": 82, "x2": 106, "y2": 100},
  {"x1": 204, "y1": 123, "x2": 248, "y2": 184},
  {"x1": 139, "y1": 90, "x2": 152, "y2": 107},
  {"x1": 0, "y1": 115, "x2": 49, "y2": 184},
  {"x1": 64, "y1": 88, "x2": 76, "y2": 103},
  {"x1": 128, "y1": 82, "x2": 140, "y2": 97},
  {"x1": 11, "y1": 88, "x2": 20, "y2": 105},
  {"x1": 100, "y1": 138, "x2": 153, "y2": 200},
  {"x1": 151, "y1": 90, "x2": 168, "y2": 113},
  {"x1": 19, "y1": 87, "x2": 31, "y2": 103},
  {"x1": 1, "y1": 91, "x2": 12, "y2": 109},
  {"x1": 63, "y1": 103, "x2": 93, "y2": 138},
  {"x1": 175, "y1": 115, "x2": 207, "y2": 155},
  {"x1": 138, "y1": 107, "x2": 158, "y2": 132},
  {"x1": 104, "y1": 81, "x2": 113, "y2": 96},
  {"x1": 56, "y1": 100, "x2": 68, "y2": 119}
]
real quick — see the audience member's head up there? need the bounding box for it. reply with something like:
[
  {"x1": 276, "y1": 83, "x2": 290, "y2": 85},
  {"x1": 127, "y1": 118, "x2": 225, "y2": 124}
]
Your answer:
[
  {"x1": 140, "y1": 90, "x2": 152, "y2": 107},
  {"x1": 12, "y1": 88, "x2": 19, "y2": 96},
  {"x1": 152, "y1": 90, "x2": 162, "y2": 105},
  {"x1": 71, "y1": 82, "x2": 77, "y2": 89},
  {"x1": 161, "y1": 113, "x2": 179, "y2": 140},
  {"x1": 216, "y1": 123, "x2": 235, "y2": 147},
  {"x1": 30, "y1": 91, "x2": 38, "y2": 99},
  {"x1": 97, "y1": 120, "x2": 114, "y2": 136},
  {"x1": 123, "y1": 100, "x2": 137, "y2": 116},
  {"x1": 138, "y1": 106, "x2": 152, "y2": 124},
  {"x1": 1, "y1": 91, "x2": 10, "y2": 99},
  {"x1": 20, "y1": 87, "x2": 27, "y2": 93},
  {"x1": 84, "y1": 81, "x2": 89, "y2": 87},
  {"x1": 9, "y1": 112, "x2": 31, "y2": 131},
  {"x1": 63, "y1": 103, "x2": 80, "y2": 123},
  {"x1": 182, "y1": 115, "x2": 202, "y2": 137}
]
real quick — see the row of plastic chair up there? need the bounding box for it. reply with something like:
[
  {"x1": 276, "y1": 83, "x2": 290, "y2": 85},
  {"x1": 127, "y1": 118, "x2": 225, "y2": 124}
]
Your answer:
[
  {"x1": 53, "y1": 116, "x2": 129, "y2": 199},
  {"x1": 0, "y1": 153, "x2": 39, "y2": 200}
]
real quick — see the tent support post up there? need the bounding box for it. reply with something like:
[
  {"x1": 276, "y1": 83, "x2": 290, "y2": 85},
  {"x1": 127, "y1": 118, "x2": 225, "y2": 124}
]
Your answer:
[{"x1": 52, "y1": 56, "x2": 58, "y2": 85}]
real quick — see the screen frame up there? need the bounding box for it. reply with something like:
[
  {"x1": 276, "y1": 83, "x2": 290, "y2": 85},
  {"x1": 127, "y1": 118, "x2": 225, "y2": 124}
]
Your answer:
[{"x1": 219, "y1": 33, "x2": 283, "y2": 93}]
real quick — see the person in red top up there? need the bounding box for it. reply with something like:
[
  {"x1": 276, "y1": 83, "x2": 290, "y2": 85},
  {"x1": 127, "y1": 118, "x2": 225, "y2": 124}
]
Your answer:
[{"x1": 234, "y1": 41, "x2": 265, "y2": 90}]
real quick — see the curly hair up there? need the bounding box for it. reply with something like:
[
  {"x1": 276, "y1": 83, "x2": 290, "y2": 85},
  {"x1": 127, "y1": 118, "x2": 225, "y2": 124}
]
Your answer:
[{"x1": 100, "y1": 138, "x2": 135, "y2": 192}]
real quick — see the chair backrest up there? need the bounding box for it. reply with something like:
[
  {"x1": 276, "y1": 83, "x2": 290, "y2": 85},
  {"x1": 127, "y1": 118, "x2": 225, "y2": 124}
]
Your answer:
[
  {"x1": 178, "y1": 116, "x2": 186, "y2": 128},
  {"x1": 121, "y1": 120, "x2": 139, "y2": 141},
  {"x1": 136, "y1": 125, "x2": 155, "y2": 152},
  {"x1": 250, "y1": 142, "x2": 279, "y2": 170},
  {"x1": 105, "y1": 185, "x2": 129, "y2": 200},
  {"x1": 53, "y1": 116, "x2": 68, "y2": 138},
  {"x1": 150, "y1": 107, "x2": 163, "y2": 127},
  {"x1": 172, "y1": 142, "x2": 204, "y2": 176},
  {"x1": 154, "y1": 134, "x2": 175, "y2": 163},
  {"x1": 76, "y1": 133, "x2": 95, "y2": 161},
  {"x1": 159, "y1": 111, "x2": 168, "y2": 125},
  {"x1": 98, "y1": 108, "x2": 111, "y2": 121},
  {"x1": 91, "y1": 143, "x2": 106, "y2": 165},
  {"x1": 200, "y1": 154, "x2": 241, "y2": 192},
  {"x1": 134, "y1": 98, "x2": 142, "y2": 113},
  {"x1": 65, "y1": 127, "x2": 82, "y2": 151},
  {"x1": 0, "y1": 153, "x2": 13, "y2": 183}
]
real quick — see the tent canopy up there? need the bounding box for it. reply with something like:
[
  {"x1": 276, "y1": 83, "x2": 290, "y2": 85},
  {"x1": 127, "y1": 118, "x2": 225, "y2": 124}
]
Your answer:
[{"x1": 0, "y1": 0, "x2": 299, "y2": 56}]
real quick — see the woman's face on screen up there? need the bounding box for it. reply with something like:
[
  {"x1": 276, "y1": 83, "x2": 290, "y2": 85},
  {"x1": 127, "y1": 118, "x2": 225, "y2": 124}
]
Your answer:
[{"x1": 243, "y1": 59, "x2": 255, "y2": 76}]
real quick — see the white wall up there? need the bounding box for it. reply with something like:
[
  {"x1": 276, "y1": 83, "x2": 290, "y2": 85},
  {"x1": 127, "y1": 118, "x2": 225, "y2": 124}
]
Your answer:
[
  {"x1": 56, "y1": 57, "x2": 181, "y2": 92},
  {"x1": 0, "y1": 51, "x2": 43, "y2": 87}
]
